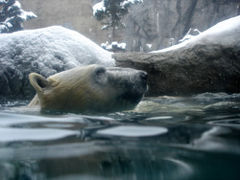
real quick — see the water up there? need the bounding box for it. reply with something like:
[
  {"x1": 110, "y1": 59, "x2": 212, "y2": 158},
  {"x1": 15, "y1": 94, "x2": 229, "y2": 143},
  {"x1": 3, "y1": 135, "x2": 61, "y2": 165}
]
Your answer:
[{"x1": 0, "y1": 93, "x2": 240, "y2": 180}]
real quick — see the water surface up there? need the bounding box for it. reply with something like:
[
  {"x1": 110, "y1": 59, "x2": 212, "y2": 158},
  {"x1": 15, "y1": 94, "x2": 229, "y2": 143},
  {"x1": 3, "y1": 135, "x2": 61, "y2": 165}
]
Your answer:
[{"x1": 0, "y1": 93, "x2": 240, "y2": 180}]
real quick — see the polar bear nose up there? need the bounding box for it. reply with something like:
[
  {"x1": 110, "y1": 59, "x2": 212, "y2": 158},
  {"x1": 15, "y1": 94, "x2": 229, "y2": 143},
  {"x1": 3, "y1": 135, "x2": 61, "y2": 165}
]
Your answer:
[{"x1": 139, "y1": 71, "x2": 148, "y2": 81}]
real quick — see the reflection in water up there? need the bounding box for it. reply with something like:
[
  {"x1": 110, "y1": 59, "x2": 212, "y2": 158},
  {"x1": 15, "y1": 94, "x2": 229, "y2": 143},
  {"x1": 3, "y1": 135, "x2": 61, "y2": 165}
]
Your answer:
[
  {"x1": 0, "y1": 93, "x2": 240, "y2": 180},
  {"x1": 192, "y1": 126, "x2": 240, "y2": 153},
  {"x1": 1, "y1": 140, "x2": 239, "y2": 180},
  {"x1": 0, "y1": 127, "x2": 79, "y2": 142},
  {"x1": 0, "y1": 142, "x2": 195, "y2": 180},
  {"x1": 97, "y1": 125, "x2": 168, "y2": 137}
]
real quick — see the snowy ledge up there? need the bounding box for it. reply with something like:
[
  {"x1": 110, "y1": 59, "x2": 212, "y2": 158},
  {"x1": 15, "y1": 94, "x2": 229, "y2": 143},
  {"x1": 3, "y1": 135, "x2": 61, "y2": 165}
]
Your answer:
[
  {"x1": 0, "y1": 26, "x2": 115, "y2": 68},
  {"x1": 152, "y1": 15, "x2": 240, "y2": 53}
]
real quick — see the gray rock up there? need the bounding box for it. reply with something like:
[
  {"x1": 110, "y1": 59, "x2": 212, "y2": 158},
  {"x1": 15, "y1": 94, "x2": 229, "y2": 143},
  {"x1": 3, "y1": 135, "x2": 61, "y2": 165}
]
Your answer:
[
  {"x1": 0, "y1": 26, "x2": 114, "y2": 100},
  {"x1": 114, "y1": 16, "x2": 240, "y2": 96}
]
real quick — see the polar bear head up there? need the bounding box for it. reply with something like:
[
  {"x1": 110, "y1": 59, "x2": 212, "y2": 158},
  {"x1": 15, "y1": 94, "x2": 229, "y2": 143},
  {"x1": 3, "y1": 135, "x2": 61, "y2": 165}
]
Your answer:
[{"x1": 29, "y1": 64, "x2": 147, "y2": 113}]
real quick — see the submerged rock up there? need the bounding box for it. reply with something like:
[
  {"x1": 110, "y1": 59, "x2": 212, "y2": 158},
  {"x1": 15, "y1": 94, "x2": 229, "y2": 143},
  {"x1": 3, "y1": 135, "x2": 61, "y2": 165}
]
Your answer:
[
  {"x1": 0, "y1": 26, "x2": 114, "y2": 100},
  {"x1": 114, "y1": 16, "x2": 240, "y2": 96}
]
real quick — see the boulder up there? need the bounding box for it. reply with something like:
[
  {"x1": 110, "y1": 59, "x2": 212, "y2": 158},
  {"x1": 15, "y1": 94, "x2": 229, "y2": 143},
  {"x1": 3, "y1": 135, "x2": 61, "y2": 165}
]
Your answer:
[
  {"x1": 114, "y1": 16, "x2": 240, "y2": 96},
  {"x1": 0, "y1": 26, "x2": 115, "y2": 100}
]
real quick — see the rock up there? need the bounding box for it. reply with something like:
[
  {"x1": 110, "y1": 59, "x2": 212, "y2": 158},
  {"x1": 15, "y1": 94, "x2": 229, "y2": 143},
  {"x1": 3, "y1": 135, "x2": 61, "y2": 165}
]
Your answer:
[
  {"x1": 0, "y1": 26, "x2": 114, "y2": 100},
  {"x1": 114, "y1": 16, "x2": 240, "y2": 96}
]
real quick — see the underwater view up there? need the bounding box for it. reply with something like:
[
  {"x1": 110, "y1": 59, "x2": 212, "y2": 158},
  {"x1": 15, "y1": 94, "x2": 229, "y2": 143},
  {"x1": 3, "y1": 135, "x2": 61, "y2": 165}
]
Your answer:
[{"x1": 0, "y1": 93, "x2": 239, "y2": 180}]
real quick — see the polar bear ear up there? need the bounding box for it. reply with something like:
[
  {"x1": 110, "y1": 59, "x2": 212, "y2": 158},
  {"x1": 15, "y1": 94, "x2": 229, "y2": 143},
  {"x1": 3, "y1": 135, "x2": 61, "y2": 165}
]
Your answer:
[{"x1": 29, "y1": 73, "x2": 49, "y2": 95}]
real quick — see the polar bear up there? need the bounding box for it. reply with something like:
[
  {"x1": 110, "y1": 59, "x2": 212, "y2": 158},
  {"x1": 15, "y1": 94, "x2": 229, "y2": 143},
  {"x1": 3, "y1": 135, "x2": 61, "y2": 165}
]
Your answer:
[{"x1": 28, "y1": 64, "x2": 147, "y2": 113}]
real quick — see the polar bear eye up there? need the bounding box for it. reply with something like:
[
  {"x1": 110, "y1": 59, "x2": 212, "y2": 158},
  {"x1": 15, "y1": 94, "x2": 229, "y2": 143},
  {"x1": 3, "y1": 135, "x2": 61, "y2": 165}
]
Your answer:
[
  {"x1": 94, "y1": 66, "x2": 107, "y2": 85},
  {"x1": 95, "y1": 67, "x2": 106, "y2": 76}
]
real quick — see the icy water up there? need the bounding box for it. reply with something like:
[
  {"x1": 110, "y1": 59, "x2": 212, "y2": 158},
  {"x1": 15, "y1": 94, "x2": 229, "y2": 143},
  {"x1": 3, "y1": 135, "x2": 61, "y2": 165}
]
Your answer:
[{"x1": 0, "y1": 93, "x2": 240, "y2": 180}]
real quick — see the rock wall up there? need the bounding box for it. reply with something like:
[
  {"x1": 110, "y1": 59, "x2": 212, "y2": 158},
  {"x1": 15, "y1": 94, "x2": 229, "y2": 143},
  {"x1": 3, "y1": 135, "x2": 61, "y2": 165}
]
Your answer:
[{"x1": 21, "y1": 0, "x2": 240, "y2": 51}]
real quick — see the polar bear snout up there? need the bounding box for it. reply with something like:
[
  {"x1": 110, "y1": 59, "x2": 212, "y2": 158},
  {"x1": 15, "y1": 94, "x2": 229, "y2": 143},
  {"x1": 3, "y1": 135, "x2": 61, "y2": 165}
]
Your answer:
[
  {"x1": 139, "y1": 71, "x2": 148, "y2": 82},
  {"x1": 138, "y1": 71, "x2": 148, "y2": 88},
  {"x1": 133, "y1": 71, "x2": 148, "y2": 95}
]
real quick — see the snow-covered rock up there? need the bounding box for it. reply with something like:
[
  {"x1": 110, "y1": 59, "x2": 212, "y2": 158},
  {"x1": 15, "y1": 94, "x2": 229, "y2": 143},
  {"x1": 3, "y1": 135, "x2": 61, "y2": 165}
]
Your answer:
[
  {"x1": 114, "y1": 16, "x2": 240, "y2": 96},
  {"x1": 0, "y1": 26, "x2": 115, "y2": 100},
  {"x1": 152, "y1": 15, "x2": 240, "y2": 53}
]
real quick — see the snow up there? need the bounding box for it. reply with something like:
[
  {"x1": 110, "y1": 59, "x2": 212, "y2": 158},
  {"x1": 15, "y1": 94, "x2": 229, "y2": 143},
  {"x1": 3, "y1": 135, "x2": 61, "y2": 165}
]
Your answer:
[
  {"x1": 5, "y1": 17, "x2": 14, "y2": 23},
  {"x1": 93, "y1": 0, "x2": 143, "y2": 15},
  {"x1": 112, "y1": 41, "x2": 126, "y2": 49},
  {"x1": 8, "y1": 0, "x2": 21, "y2": 11},
  {"x1": 0, "y1": 0, "x2": 37, "y2": 33},
  {"x1": 101, "y1": 41, "x2": 126, "y2": 51},
  {"x1": 14, "y1": 0, "x2": 21, "y2": 8},
  {"x1": 0, "y1": 26, "x2": 115, "y2": 77},
  {"x1": 6, "y1": 22, "x2": 12, "y2": 28},
  {"x1": 13, "y1": 0, "x2": 37, "y2": 21},
  {"x1": 0, "y1": 24, "x2": 5, "y2": 31},
  {"x1": 178, "y1": 28, "x2": 201, "y2": 43},
  {"x1": 92, "y1": 1, "x2": 106, "y2": 16},
  {"x1": 146, "y1": 43, "x2": 152, "y2": 48},
  {"x1": 121, "y1": 0, "x2": 143, "y2": 8},
  {"x1": 101, "y1": 24, "x2": 110, "y2": 30},
  {"x1": 19, "y1": 10, "x2": 37, "y2": 20},
  {"x1": 152, "y1": 15, "x2": 240, "y2": 53}
]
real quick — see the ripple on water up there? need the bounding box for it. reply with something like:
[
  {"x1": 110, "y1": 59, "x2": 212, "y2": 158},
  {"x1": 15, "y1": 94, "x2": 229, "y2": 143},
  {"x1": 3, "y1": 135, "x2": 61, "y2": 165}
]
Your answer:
[
  {"x1": 97, "y1": 125, "x2": 168, "y2": 137},
  {"x1": 208, "y1": 119, "x2": 240, "y2": 128},
  {"x1": 0, "y1": 127, "x2": 79, "y2": 142},
  {"x1": 145, "y1": 116, "x2": 173, "y2": 121}
]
